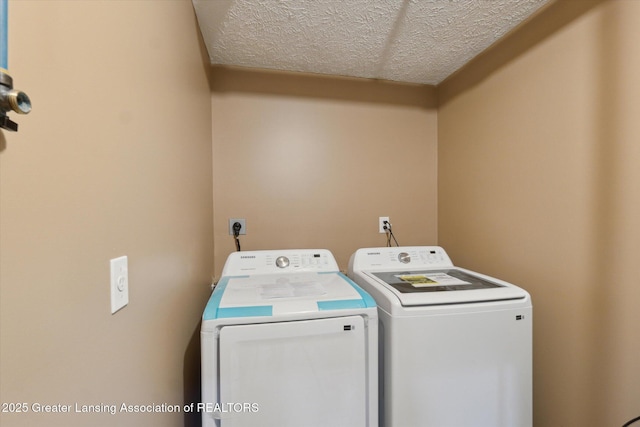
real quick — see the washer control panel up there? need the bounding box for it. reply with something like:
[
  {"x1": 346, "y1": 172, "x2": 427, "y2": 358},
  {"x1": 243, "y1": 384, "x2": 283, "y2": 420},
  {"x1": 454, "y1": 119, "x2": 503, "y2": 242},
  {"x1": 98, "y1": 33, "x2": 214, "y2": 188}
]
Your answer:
[
  {"x1": 221, "y1": 249, "x2": 339, "y2": 276},
  {"x1": 350, "y1": 246, "x2": 454, "y2": 271}
]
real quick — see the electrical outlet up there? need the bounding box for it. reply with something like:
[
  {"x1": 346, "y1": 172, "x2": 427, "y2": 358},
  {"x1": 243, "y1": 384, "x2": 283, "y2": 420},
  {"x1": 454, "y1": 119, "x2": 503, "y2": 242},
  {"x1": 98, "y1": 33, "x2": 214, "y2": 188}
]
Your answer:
[
  {"x1": 229, "y1": 218, "x2": 246, "y2": 235},
  {"x1": 379, "y1": 217, "x2": 390, "y2": 233},
  {"x1": 110, "y1": 256, "x2": 128, "y2": 314}
]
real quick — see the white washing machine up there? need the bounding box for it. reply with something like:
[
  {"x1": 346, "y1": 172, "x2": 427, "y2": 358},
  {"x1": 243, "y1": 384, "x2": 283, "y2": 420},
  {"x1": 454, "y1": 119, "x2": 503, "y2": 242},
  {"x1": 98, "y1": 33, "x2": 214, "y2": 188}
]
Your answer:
[
  {"x1": 201, "y1": 249, "x2": 378, "y2": 427},
  {"x1": 348, "y1": 246, "x2": 532, "y2": 427}
]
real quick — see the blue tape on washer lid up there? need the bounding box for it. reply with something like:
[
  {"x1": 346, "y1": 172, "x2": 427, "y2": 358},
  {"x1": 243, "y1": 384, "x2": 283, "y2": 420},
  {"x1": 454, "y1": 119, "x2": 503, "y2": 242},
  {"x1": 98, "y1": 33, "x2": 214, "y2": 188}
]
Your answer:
[
  {"x1": 217, "y1": 305, "x2": 273, "y2": 318},
  {"x1": 202, "y1": 275, "x2": 250, "y2": 320},
  {"x1": 337, "y1": 272, "x2": 377, "y2": 308},
  {"x1": 317, "y1": 299, "x2": 366, "y2": 310}
]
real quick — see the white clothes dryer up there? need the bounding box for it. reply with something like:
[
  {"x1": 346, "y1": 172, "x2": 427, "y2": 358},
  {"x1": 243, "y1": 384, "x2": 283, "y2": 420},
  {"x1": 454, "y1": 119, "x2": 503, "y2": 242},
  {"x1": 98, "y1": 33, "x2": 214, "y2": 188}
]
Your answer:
[
  {"x1": 348, "y1": 246, "x2": 532, "y2": 427},
  {"x1": 201, "y1": 249, "x2": 378, "y2": 427}
]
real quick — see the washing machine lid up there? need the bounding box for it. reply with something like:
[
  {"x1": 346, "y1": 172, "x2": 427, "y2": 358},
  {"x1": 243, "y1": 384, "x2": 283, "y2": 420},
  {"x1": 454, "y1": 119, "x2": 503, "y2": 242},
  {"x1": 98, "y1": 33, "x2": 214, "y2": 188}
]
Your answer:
[
  {"x1": 204, "y1": 271, "x2": 376, "y2": 320},
  {"x1": 362, "y1": 267, "x2": 527, "y2": 306}
]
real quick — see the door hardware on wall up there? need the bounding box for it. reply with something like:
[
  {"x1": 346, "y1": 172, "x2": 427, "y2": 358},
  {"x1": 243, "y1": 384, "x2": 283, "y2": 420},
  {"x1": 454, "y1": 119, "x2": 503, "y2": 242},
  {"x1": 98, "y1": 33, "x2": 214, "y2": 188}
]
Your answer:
[{"x1": 0, "y1": 0, "x2": 31, "y2": 132}]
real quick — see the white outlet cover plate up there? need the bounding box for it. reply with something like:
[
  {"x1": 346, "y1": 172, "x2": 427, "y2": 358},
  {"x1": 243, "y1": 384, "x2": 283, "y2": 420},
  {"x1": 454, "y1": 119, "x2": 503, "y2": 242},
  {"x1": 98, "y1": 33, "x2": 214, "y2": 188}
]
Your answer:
[
  {"x1": 379, "y1": 217, "x2": 390, "y2": 233},
  {"x1": 228, "y1": 218, "x2": 246, "y2": 235},
  {"x1": 110, "y1": 256, "x2": 129, "y2": 314}
]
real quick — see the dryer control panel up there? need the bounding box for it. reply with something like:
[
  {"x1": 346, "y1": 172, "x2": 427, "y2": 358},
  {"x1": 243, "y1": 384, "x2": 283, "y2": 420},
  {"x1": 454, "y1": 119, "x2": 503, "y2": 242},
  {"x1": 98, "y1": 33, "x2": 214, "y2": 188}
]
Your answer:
[
  {"x1": 349, "y1": 246, "x2": 454, "y2": 271},
  {"x1": 221, "y1": 249, "x2": 339, "y2": 276}
]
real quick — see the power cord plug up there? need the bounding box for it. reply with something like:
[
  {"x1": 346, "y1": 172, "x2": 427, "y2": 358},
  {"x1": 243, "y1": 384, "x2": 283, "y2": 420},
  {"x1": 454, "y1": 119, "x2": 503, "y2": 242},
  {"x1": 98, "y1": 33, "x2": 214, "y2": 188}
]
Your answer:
[
  {"x1": 232, "y1": 222, "x2": 242, "y2": 251},
  {"x1": 232, "y1": 221, "x2": 242, "y2": 236}
]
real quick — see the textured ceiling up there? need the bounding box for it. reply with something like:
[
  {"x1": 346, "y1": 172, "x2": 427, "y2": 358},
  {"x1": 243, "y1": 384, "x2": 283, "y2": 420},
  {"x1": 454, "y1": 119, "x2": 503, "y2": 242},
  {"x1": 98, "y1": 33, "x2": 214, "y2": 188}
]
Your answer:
[{"x1": 193, "y1": 0, "x2": 551, "y2": 86}]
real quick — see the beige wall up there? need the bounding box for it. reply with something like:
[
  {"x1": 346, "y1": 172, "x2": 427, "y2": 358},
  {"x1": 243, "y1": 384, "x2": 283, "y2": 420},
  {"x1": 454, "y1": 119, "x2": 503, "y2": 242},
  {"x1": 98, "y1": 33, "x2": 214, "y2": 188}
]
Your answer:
[
  {"x1": 0, "y1": 1, "x2": 213, "y2": 426},
  {"x1": 438, "y1": 1, "x2": 640, "y2": 426},
  {"x1": 3, "y1": 1, "x2": 638, "y2": 427},
  {"x1": 211, "y1": 67, "x2": 438, "y2": 274}
]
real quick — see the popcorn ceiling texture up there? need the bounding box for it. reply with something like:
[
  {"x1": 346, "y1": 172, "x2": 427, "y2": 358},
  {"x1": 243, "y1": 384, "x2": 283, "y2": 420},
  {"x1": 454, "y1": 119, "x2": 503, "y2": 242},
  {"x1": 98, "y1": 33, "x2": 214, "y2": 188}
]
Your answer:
[{"x1": 193, "y1": 0, "x2": 550, "y2": 86}]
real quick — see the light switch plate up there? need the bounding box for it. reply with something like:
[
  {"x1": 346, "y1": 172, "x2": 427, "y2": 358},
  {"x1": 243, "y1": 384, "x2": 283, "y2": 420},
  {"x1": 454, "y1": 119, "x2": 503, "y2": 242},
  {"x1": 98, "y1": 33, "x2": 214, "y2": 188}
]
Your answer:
[{"x1": 110, "y1": 256, "x2": 128, "y2": 314}]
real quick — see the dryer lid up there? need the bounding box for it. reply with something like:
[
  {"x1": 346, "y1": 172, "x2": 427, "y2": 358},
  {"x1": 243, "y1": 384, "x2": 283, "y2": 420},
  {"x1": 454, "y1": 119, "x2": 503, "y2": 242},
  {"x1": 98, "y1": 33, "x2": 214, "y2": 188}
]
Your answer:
[{"x1": 204, "y1": 271, "x2": 376, "y2": 320}]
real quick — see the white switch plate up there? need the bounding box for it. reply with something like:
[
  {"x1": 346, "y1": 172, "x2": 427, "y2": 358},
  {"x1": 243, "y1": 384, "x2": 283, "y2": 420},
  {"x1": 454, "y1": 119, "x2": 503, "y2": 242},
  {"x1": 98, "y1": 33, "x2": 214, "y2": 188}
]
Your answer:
[
  {"x1": 110, "y1": 256, "x2": 129, "y2": 314},
  {"x1": 379, "y1": 216, "x2": 390, "y2": 233}
]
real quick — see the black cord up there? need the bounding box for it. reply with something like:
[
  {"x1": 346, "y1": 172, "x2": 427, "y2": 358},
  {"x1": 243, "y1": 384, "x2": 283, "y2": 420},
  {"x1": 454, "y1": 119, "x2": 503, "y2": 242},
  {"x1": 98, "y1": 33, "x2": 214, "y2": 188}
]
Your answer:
[
  {"x1": 384, "y1": 221, "x2": 400, "y2": 247},
  {"x1": 232, "y1": 222, "x2": 242, "y2": 252},
  {"x1": 384, "y1": 222, "x2": 391, "y2": 247},
  {"x1": 389, "y1": 229, "x2": 400, "y2": 247},
  {"x1": 623, "y1": 416, "x2": 640, "y2": 427}
]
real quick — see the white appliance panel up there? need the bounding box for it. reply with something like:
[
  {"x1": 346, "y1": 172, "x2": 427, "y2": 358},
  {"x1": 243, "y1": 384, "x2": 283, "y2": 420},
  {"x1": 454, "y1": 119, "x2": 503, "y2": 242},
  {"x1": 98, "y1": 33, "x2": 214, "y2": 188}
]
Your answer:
[
  {"x1": 203, "y1": 249, "x2": 378, "y2": 427},
  {"x1": 382, "y1": 306, "x2": 532, "y2": 427},
  {"x1": 219, "y1": 316, "x2": 367, "y2": 427},
  {"x1": 221, "y1": 249, "x2": 337, "y2": 276},
  {"x1": 348, "y1": 246, "x2": 532, "y2": 427}
]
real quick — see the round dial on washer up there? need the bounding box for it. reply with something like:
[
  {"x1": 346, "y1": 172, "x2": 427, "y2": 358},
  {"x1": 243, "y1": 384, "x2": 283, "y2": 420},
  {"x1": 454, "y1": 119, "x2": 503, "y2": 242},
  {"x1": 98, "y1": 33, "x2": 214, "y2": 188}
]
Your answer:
[
  {"x1": 398, "y1": 252, "x2": 411, "y2": 264},
  {"x1": 275, "y1": 256, "x2": 290, "y2": 268}
]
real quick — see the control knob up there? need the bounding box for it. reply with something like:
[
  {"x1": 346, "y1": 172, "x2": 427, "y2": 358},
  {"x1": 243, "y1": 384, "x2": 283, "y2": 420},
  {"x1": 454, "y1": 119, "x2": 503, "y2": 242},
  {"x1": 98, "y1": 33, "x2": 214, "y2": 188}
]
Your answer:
[
  {"x1": 398, "y1": 252, "x2": 411, "y2": 264},
  {"x1": 275, "y1": 256, "x2": 290, "y2": 268}
]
